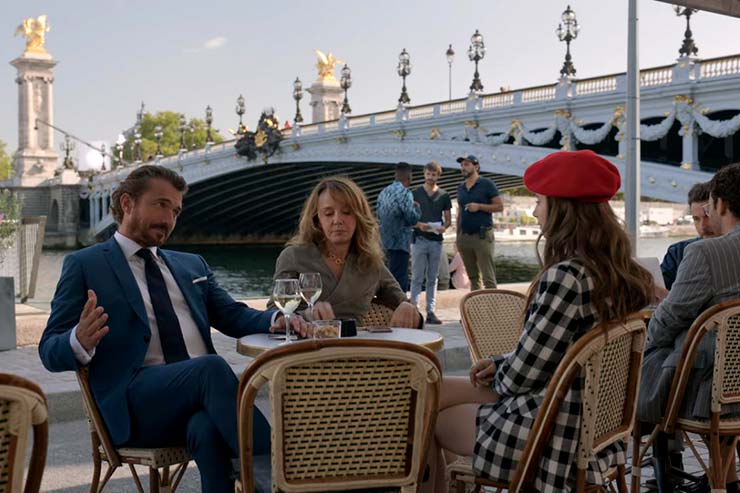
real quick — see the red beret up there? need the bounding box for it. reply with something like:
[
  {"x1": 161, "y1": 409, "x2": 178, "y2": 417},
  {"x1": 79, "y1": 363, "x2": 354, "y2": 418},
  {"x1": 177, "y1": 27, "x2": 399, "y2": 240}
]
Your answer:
[{"x1": 523, "y1": 150, "x2": 621, "y2": 203}]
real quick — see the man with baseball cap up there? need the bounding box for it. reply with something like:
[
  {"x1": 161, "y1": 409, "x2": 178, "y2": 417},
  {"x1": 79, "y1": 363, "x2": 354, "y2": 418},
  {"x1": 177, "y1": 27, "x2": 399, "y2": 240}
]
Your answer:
[{"x1": 455, "y1": 154, "x2": 504, "y2": 290}]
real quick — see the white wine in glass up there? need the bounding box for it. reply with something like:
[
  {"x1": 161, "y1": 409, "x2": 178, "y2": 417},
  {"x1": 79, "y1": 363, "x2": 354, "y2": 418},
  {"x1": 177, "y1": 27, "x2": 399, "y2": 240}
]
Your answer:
[
  {"x1": 299, "y1": 272, "x2": 322, "y2": 321},
  {"x1": 273, "y1": 278, "x2": 301, "y2": 344}
]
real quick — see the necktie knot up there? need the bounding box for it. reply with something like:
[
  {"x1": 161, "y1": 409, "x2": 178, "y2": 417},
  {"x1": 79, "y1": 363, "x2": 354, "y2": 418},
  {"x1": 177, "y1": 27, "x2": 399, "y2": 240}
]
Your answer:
[{"x1": 136, "y1": 248, "x2": 155, "y2": 262}]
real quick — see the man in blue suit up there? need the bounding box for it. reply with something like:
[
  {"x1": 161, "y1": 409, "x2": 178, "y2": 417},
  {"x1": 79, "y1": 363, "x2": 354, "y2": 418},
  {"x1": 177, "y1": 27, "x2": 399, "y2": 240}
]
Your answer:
[{"x1": 39, "y1": 165, "x2": 309, "y2": 492}]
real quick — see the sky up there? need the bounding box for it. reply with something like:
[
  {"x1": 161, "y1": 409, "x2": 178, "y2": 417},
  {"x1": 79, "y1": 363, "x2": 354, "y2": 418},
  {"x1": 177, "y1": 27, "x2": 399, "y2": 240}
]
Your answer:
[{"x1": 2, "y1": 0, "x2": 740, "y2": 154}]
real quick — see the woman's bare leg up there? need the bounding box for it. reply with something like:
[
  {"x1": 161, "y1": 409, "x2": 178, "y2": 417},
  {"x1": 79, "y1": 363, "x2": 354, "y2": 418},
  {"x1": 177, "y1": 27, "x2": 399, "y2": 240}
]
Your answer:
[{"x1": 422, "y1": 376, "x2": 498, "y2": 493}]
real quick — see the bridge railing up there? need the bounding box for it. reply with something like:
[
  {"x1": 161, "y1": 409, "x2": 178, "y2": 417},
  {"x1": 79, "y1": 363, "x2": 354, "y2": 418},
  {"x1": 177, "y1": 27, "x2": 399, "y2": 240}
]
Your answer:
[{"x1": 282, "y1": 54, "x2": 739, "y2": 138}]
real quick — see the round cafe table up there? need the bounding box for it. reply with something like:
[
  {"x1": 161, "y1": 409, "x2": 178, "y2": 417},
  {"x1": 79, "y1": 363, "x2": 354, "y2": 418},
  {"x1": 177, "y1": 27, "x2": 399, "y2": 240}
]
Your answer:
[{"x1": 237, "y1": 327, "x2": 444, "y2": 358}]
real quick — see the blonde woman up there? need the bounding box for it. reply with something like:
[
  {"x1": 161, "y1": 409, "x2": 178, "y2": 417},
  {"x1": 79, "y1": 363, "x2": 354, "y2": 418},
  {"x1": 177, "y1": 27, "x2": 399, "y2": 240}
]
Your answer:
[
  {"x1": 423, "y1": 151, "x2": 654, "y2": 492},
  {"x1": 271, "y1": 176, "x2": 421, "y2": 328}
]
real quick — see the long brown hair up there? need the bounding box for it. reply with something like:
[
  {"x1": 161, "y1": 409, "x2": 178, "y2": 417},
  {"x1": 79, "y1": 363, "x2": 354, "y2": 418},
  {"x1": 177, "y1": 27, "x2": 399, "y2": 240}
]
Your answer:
[
  {"x1": 527, "y1": 197, "x2": 654, "y2": 323},
  {"x1": 289, "y1": 176, "x2": 384, "y2": 271}
]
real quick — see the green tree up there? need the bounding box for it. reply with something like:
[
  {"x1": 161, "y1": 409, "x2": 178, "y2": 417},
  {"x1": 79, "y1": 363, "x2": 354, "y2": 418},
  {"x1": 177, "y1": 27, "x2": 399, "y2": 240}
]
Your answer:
[
  {"x1": 0, "y1": 140, "x2": 13, "y2": 181},
  {"x1": 122, "y1": 111, "x2": 224, "y2": 162}
]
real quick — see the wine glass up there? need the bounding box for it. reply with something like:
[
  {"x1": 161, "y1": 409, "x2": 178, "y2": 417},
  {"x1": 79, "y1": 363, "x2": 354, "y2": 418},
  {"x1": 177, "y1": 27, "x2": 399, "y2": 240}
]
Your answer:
[
  {"x1": 272, "y1": 278, "x2": 301, "y2": 344},
  {"x1": 299, "y1": 272, "x2": 322, "y2": 321}
]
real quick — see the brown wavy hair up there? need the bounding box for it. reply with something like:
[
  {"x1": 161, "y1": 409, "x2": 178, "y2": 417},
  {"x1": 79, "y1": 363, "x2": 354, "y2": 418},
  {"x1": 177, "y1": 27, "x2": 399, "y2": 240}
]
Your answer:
[
  {"x1": 527, "y1": 197, "x2": 654, "y2": 323},
  {"x1": 289, "y1": 176, "x2": 385, "y2": 271}
]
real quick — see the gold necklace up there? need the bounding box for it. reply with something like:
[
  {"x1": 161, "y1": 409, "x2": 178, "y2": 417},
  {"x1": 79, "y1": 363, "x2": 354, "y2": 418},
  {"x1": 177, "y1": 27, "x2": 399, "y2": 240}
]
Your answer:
[{"x1": 326, "y1": 252, "x2": 346, "y2": 265}]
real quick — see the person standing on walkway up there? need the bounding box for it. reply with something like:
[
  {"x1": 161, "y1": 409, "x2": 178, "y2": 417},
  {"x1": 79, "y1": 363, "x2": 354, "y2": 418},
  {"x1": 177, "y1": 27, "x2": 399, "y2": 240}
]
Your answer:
[
  {"x1": 455, "y1": 155, "x2": 504, "y2": 290},
  {"x1": 410, "y1": 161, "x2": 452, "y2": 324},
  {"x1": 377, "y1": 162, "x2": 421, "y2": 292}
]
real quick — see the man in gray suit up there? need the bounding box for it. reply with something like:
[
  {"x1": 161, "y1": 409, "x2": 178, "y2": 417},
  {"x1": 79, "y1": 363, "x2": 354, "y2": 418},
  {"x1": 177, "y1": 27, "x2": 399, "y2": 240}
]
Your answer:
[{"x1": 638, "y1": 163, "x2": 740, "y2": 492}]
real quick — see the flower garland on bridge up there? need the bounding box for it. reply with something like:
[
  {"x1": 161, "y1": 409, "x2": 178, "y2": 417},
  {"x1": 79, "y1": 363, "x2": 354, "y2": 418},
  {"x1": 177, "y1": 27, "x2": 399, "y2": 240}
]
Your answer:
[{"x1": 469, "y1": 95, "x2": 740, "y2": 149}]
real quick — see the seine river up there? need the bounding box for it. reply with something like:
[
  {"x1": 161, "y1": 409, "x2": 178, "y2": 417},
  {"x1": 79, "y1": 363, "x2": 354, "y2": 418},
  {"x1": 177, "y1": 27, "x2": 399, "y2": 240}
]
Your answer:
[{"x1": 33, "y1": 236, "x2": 688, "y2": 305}]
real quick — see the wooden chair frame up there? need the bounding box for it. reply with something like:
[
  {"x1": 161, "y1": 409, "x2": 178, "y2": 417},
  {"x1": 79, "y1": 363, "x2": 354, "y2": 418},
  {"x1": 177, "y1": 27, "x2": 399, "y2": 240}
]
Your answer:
[
  {"x1": 631, "y1": 299, "x2": 740, "y2": 493},
  {"x1": 459, "y1": 289, "x2": 527, "y2": 362},
  {"x1": 237, "y1": 339, "x2": 441, "y2": 493},
  {"x1": 75, "y1": 368, "x2": 190, "y2": 493},
  {"x1": 0, "y1": 373, "x2": 48, "y2": 493},
  {"x1": 450, "y1": 316, "x2": 646, "y2": 493}
]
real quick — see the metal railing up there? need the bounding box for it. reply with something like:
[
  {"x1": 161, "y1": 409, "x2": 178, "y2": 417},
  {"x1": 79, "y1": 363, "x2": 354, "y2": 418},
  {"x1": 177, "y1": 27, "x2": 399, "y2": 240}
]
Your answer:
[{"x1": 0, "y1": 217, "x2": 46, "y2": 302}]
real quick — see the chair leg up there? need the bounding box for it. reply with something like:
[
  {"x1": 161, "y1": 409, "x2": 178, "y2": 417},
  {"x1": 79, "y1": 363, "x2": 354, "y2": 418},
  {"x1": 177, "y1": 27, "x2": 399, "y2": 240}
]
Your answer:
[
  {"x1": 98, "y1": 464, "x2": 117, "y2": 493},
  {"x1": 129, "y1": 464, "x2": 145, "y2": 493},
  {"x1": 616, "y1": 464, "x2": 628, "y2": 493},
  {"x1": 630, "y1": 422, "x2": 642, "y2": 493},
  {"x1": 709, "y1": 428, "x2": 726, "y2": 492},
  {"x1": 576, "y1": 467, "x2": 586, "y2": 493},
  {"x1": 89, "y1": 453, "x2": 102, "y2": 493},
  {"x1": 149, "y1": 466, "x2": 161, "y2": 493},
  {"x1": 171, "y1": 462, "x2": 188, "y2": 492},
  {"x1": 651, "y1": 431, "x2": 672, "y2": 493}
]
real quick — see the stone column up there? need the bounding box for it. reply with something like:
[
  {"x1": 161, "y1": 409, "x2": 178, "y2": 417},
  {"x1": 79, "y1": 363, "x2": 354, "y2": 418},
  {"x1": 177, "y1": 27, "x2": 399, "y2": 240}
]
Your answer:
[
  {"x1": 9, "y1": 50, "x2": 59, "y2": 186},
  {"x1": 306, "y1": 79, "x2": 344, "y2": 123},
  {"x1": 681, "y1": 125, "x2": 700, "y2": 169}
]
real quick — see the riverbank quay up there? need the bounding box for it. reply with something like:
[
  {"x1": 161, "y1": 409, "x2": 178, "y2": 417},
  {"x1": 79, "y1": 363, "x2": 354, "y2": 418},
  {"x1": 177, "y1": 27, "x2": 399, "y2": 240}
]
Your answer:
[{"x1": 4, "y1": 283, "x2": 531, "y2": 424}]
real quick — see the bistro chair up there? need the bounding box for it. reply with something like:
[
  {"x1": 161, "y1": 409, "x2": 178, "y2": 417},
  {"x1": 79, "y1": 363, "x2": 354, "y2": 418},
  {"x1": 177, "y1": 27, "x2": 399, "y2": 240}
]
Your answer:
[
  {"x1": 631, "y1": 299, "x2": 740, "y2": 493},
  {"x1": 236, "y1": 339, "x2": 441, "y2": 493},
  {"x1": 359, "y1": 299, "x2": 395, "y2": 328},
  {"x1": 460, "y1": 289, "x2": 527, "y2": 362},
  {"x1": 75, "y1": 368, "x2": 190, "y2": 493},
  {"x1": 449, "y1": 316, "x2": 646, "y2": 493},
  {"x1": 0, "y1": 373, "x2": 48, "y2": 493}
]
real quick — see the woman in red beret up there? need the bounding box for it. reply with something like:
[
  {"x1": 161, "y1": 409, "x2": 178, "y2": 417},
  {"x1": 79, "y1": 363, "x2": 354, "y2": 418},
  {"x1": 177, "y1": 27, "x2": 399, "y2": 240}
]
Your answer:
[{"x1": 422, "y1": 150, "x2": 654, "y2": 493}]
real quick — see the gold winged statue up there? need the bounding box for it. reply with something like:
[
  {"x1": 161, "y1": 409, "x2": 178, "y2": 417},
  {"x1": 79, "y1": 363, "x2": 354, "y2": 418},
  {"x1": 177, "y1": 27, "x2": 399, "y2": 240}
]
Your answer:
[
  {"x1": 314, "y1": 49, "x2": 344, "y2": 82},
  {"x1": 15, "y1": 15, "x2": 50, "y2": 54}
]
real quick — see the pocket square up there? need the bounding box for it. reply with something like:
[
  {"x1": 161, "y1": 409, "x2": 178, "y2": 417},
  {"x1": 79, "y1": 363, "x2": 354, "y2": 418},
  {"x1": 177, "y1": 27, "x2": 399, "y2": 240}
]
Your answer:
[{"x1": 192, "y1": 276, "x2": 207, "y2": 284}]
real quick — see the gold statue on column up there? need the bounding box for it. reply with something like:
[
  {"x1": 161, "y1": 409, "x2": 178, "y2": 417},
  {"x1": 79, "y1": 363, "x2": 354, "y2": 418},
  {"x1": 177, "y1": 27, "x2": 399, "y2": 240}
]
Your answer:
[
  {"x1": 314, "y1": 50, "x2": 344, "y2": 82},
  {"x1": 15, "y1": 15, "x2": 50, "y2": 54}
]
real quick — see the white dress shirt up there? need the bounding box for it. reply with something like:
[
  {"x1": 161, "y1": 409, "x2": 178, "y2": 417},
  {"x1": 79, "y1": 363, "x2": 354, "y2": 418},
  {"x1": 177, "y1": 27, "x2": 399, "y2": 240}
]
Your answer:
[{"x1": 71, "y1": 232, "x2": 209, "y2": 365}]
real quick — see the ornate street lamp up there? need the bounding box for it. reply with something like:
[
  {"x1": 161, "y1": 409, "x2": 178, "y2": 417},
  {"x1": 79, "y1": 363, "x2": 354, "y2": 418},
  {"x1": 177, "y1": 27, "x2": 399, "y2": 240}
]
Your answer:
[
  {"x1": 154, "y1": 124, "x2": 164, "y2": 158},
  {"x1": 292, "y1": 77, "x2": 304, "y2": 124},
  {"x1": 674, "y1": 5, "x2": 698, "y2": 57},
  {"x1": 136, "y1": 101, "x2": 145, "y2": 125},
  {"x1": 556, "y1": 5, "x2": 580, "y2": 77},
  {"x1": 397, "y1": 48, "x2": 411, "y2": 105},
  {"x1": 100, "y1": 143, "x2": 108, "y2": 169},
  {"x1": 446, "y1": 44, "x2": 455, "y2": 101},
  {"x1": 133, "y1": 125, "x2": 142, "y2": 164},
  {"x1": 205, "y1": 105, "x2": 214, "y2": 144},
  {"x1": 340, "y1": 65, "x2": 352, "y2": 115},
  {"x1": 179, "y1": 114, "x2": 187, "y2": 151},
  {"x1": 60, "y1": 134, "x2": 75, "y2": 170},
  {"x1": 114, "y1": 134, "x2": 125, "y2": 168},
  {"x1": 189, "y1": 122, "x2": 196, "y2": 150},
  {"x1": 467, "y1": 29, "x2": 486, "y2": 93},
  {"x1": 235, "y1": 94, "x2": 246, "y2": 135}
]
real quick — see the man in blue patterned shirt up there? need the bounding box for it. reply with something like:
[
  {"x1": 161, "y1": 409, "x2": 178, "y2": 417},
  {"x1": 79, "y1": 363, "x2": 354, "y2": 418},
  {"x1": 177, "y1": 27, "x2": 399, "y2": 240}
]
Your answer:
[{"x1": 377, "y1": 162, "x2": 421, "y2": 292}]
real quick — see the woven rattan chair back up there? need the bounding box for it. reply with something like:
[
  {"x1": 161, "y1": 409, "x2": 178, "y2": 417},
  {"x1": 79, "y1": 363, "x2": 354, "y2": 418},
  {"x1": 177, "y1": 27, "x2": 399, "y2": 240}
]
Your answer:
[
  {"x1": 449, "y1": 316, "x2": 645, "y2": 493},
  {"x1": 710, "y1": 301, "x2": 740, "y2": 410},
  {"x1": 76, "y1": 368, "x2": 190, "y2": 493},
  {"x1": 359, "y1": 300, "x2": 395, "y2": 327},
  {"x1": 0, "y1": 373, "x2": 48, "y2": 493},
  {"x1": 460, "y1": 289, "x2": 526, "y2": 361},
  {"x1": 237, "y1": 339, "x2": 441, "y2": 493}
]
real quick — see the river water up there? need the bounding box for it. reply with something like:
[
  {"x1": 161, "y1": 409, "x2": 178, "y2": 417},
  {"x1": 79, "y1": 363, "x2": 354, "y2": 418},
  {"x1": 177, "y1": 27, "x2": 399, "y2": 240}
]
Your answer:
[{"x1": 33, "y1": 236, "x2": 689, "y2": 304}]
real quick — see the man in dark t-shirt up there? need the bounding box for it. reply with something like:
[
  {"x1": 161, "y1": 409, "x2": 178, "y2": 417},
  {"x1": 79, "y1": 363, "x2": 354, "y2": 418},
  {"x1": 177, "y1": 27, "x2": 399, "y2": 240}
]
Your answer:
[
  {"x1": 455, "y1": 154, "x2": 503, "y2": 290},
  {"x1": 410, "y1": 161, "x2": 452, "y2": 324}
]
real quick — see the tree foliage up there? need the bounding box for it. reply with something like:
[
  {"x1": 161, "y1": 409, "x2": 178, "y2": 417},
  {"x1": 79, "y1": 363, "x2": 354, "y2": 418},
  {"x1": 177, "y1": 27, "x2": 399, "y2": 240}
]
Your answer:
[
  {"x1": 0, "y1": 140, "x2": 13, "y2": 181},
  {"x1": 121, "y1": 111, "x2": 224, "y2": 162}
]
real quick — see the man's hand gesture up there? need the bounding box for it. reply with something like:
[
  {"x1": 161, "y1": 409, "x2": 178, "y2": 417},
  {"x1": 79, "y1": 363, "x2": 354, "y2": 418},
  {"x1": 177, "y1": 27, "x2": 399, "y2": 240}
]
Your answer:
[{"x1": 76, "y1": 290, "x2": 109, "y2": 352}]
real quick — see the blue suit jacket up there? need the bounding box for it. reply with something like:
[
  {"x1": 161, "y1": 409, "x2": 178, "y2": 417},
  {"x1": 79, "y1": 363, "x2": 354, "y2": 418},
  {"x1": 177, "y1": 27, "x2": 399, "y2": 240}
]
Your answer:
[{"x1": 38, "y1": 237, "x2": 275, "y2": 444}]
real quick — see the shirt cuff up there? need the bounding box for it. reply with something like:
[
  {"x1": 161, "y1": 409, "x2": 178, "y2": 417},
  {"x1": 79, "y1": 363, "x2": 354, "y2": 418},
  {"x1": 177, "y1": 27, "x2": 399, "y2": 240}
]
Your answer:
[
  {"x1": 69, "y1": 325, "x2": 95, "y2": 365},
  {"x1": 270, "y1": 310, "x2": 280, "y2": 327}
]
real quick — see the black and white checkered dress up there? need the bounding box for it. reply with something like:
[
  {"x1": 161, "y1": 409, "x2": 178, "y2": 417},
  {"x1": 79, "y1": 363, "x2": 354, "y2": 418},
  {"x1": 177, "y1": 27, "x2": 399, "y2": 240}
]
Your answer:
[{"x1": 473, "y1": 260, "x2": 625, "y2": 492}]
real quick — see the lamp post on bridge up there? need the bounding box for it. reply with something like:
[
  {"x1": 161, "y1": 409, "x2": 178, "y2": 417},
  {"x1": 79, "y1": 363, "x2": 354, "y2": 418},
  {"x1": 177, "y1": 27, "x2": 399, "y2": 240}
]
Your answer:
[
  {"x1": 397, "y1": 48, "x2": 411, "y2": 106},
  {"x1": 674, "y1": 5, "x2": 699, "y2": 57},
  {"x1": 205, "y1": 105, "x2": 214, "y2": 144},
  {"x1": 178, "y1": 114, "x2": 188, "y2": 152},
  {"x1": 446, "y1": 44, "x2": 455, "y2": 101},
  {"x1": 154, "y1": 124, "x2": 164, "y2": 158},
  {"x1": 189, "y1": 122, "x2": 196, "y2": 150},
  {"x1": 60, "y1": 134, "x2": 75, "y2": 170},
  {"x1": 340, "y1": 65, "x2": 352, "y2": 115},
  {"x1": 292, "y1": 78, "x2": 304, "y2": 124},
  {"x1": 556, "y1": 5, "x2": 579, "y2": 78},
  {"x1": 467, "y1": 29, "x2": 485, "y2": 94},
  {"x1": 235, "y1": 94, "x2": 246, "y2": 135},
  {"x1": 133, "y1": 126, "x2": 142, "y2": 164}
]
